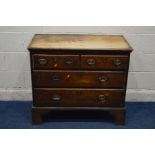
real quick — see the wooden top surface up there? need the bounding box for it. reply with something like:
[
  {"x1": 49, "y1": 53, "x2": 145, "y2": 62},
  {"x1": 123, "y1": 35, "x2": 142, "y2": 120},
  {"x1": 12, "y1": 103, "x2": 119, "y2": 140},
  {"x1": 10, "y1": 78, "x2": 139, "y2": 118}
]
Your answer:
[{"x1": 28, "y1": 34, "x2": 133, "y2": 51}]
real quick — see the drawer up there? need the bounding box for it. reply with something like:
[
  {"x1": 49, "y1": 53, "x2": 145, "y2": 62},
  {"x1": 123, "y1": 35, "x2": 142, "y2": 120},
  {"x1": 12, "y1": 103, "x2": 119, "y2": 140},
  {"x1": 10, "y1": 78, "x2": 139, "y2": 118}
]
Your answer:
[
  {"x1": 81, "y1": 55, "x2": 129, "y2": 70},
  {"x1": 33, "y1": 88, "x2": 125, "y2": 107},
  {"x1": 32, "y1": 54, "x2": 80, "y2": 69},
  {"x1": 33, "y1": 71, "x2": 126, "y2": 88}
]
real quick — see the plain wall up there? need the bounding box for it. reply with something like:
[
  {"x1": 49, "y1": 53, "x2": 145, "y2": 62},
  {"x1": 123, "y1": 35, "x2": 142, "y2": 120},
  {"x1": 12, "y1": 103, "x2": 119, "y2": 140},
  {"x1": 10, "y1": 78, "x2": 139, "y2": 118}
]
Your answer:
[{"x1": 0, "y1": 26, "x2": 155, "y2": 101}]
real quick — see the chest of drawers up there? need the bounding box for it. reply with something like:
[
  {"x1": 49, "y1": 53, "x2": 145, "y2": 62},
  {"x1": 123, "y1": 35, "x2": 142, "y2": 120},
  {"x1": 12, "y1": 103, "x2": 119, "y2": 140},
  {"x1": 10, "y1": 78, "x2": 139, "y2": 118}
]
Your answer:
[{"x1": 28, "y1": 34, "x2": 133, "y2": 125}]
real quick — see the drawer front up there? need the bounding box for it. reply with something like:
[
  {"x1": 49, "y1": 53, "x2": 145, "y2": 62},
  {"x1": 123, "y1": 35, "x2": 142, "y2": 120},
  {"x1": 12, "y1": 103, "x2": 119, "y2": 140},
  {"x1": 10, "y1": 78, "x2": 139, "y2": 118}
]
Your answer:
[
  {"x1": 33, "y1": 71, "x2": 126, "y2": 88},
  {"x1": 33, "y1": 88, "x2": 125, "y2": 107},
  {"x1": 81, "y1": 55, "x2": 129, "y2": 70},
  {"x1": 32, "y1": 54, "x2": 80, "y2": 69}
]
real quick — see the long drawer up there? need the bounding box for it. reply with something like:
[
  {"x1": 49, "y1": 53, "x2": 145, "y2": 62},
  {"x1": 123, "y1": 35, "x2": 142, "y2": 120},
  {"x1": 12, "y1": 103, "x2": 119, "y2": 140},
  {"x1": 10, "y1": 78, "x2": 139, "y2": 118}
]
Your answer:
[
  {"x1": 33, "y1": 88, "x2": 125, "y2": 107},
  {"x1": 33, "y1": 71, "x2": 126, "y2": 88}
]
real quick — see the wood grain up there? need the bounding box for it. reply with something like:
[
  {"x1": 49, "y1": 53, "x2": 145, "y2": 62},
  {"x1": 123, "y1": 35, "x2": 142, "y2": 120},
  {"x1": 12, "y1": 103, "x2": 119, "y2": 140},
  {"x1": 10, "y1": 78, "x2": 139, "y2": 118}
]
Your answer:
[
  {"x1": 28, "y1": 34, "x2": 133, "y2": 51},
  {"x1": 32, "y1": 70, "x2": 126, "y2": 88},
  {"x1": 28, "y1": 34, "x2": 132, "y2": 125},
  {"x1": 33, "y1": 88, "x2": 125, "y2": 107},
  {"x1": 32, "y1": 54, "x2": 80, "y2": 69},
  {"x1": 81, "y1": 55, "x2": 129, "y2": 70}
]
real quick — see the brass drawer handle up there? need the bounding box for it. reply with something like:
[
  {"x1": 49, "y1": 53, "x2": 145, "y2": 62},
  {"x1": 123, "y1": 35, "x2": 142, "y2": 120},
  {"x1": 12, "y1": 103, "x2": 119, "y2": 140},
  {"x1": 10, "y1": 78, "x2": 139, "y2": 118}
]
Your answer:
[
  {"x1": 52, "y1": 75, "x2": 61, "y2": 81},
  {"x1": 113, "y1": 59, "x2": 122, "y2": 66},
  {"x1": 98, "y1": 94, "x2": 108, "y2": 102},
  {"x1": 64, "y1": 58, "x2": 73, "y2": 64},
  {"x1": 87, "y1": 58, "x2": 96, "y2": 65},
  {"x1": 38, "y1": 58, "x2": 47, "y2": 65},
  {"x1": 52, "y1": 95, "x2": 61, "y2": 101},
  {"x1": 98, "y1": 76, "x2": 108, "y2": 82}
]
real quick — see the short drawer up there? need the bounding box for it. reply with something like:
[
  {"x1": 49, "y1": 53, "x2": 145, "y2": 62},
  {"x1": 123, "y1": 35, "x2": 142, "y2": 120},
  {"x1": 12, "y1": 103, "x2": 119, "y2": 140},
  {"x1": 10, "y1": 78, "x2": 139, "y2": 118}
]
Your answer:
[
  {"x1": 81, "y1": 55, "x2": 129, "y2": 70},
  {"x1": 32, "y1": 54, "x2": 80, "y2": 69},
  {"x1": 33, "y1": 71, "x2": 126, "y2": 88},
  {"x1": 33, "y1": 88, "x2": 125, "y2": 107}
]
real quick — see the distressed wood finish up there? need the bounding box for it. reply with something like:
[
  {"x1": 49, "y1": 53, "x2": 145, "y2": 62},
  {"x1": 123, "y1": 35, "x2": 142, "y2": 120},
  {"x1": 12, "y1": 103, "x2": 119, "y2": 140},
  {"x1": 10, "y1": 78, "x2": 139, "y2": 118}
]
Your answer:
[
  {"x1": 33, "y1": 71, "x2": 126, "y2": 88},
  {"x1": 28, "y1": 34, "x2": 133, "y2": 125},
  {"x1": 29, "y1": 34, "x2": 132, "y2": 51}
]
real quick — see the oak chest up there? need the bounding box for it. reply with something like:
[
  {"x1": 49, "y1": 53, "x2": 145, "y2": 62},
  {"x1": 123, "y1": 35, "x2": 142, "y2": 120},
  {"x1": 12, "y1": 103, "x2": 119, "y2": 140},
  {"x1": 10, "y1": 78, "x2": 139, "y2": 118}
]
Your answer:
[{"x1": 28, "y1": 34, "x2": 133, "y2": 125}]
